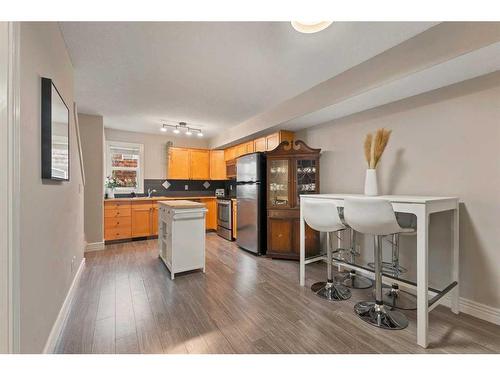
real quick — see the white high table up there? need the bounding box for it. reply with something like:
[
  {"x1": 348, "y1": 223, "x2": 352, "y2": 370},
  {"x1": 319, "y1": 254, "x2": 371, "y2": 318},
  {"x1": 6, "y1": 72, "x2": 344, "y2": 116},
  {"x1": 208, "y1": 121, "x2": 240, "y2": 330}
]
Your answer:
[{"x1": 299, "y1": 194, "x2": 459, "y2": 348}]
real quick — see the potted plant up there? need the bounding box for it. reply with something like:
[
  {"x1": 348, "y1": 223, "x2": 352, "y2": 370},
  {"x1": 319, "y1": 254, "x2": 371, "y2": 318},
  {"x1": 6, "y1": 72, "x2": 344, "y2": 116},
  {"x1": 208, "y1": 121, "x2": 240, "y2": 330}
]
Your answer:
[
  {"x1": 104, "y1": 176, "x2": 119, "y2": 199},
  {"x1": 363, "y1": 128, "x2": 391, "y2": 196}
]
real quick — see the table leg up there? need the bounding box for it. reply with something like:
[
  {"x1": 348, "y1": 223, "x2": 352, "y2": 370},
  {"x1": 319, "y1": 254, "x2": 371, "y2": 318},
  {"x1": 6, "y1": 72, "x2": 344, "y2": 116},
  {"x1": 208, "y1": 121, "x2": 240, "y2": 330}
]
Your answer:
[
  {"x1": 416, "y1": 206, "x2": 429, "y2": 348},
  {"x1": 451, "y1": 206, "x2": 460, "y2": 314},
  {"x1": 300, "y1": 200, "x2": 305, "y2": 286}
]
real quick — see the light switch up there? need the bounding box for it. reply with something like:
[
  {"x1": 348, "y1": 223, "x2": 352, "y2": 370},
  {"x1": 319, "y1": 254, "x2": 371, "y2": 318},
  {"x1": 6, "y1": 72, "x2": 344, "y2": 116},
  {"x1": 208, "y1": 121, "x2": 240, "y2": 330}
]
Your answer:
[{"x1": 185, "y1": 185, "x2": 188, "y2": 190}]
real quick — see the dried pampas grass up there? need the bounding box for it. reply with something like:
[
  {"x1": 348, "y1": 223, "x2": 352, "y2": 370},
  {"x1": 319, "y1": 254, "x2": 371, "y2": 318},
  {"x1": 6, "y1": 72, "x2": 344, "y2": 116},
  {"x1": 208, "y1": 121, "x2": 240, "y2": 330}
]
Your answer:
[{"x1": 364, "y1": 128, "x2": 392, "y2": 169}]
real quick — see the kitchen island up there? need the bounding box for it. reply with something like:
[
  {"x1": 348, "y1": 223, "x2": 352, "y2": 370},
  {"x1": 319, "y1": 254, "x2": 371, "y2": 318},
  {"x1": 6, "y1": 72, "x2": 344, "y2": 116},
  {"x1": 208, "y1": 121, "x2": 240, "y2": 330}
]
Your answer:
[{"x1": 158, "y1": 200, "x2": 207, "y2": 279}]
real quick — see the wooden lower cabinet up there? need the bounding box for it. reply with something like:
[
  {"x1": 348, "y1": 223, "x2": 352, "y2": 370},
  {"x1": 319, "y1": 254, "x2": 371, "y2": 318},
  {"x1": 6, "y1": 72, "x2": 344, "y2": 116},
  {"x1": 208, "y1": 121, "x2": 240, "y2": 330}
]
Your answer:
[
  {"x1": 267, "y1": 212, "x2": 319, "y2": 259},
  {"x1": 104, "y1": 201, "x2": 131, "y2": 241},
  {"x1": 200, "y1": 198, "x2": 217, "y2": 230},
  {"x1": 104, "y1": 198, "x2": 218, "y2": 242},
  {"x1": 232, "y1": 199, "x2": 237, "y2": 239},
  {"x1": 131, "y1": 201, "x2": 153, "y2": 237}
]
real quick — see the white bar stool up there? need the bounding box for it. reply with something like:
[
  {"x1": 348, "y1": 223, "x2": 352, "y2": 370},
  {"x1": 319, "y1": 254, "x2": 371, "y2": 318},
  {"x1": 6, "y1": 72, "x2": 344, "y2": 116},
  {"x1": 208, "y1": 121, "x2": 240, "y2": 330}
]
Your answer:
[
  {"x1": 344, "y1": 197, "x2": 413, "y2": 330},
  {"x1": 303, "y1": 200, "x2": 351, "y2": 301}
]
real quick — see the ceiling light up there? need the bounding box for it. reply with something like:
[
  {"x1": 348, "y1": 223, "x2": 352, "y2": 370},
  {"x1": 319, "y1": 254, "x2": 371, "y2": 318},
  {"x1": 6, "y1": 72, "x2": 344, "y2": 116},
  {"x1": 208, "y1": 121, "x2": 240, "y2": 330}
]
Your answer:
[
  {"x1": 160, "y1": 120, "x2": 204, "y2": 137},
  {"x1": 291, "y1": 21, "x2": 333, "y2": 34}
]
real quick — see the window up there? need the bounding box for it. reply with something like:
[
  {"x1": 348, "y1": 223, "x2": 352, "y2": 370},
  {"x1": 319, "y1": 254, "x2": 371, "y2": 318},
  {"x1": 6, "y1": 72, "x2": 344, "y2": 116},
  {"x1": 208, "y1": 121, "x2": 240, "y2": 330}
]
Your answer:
[{"x1": 105, "y1": 141, "x2": 144, "y2": 193}]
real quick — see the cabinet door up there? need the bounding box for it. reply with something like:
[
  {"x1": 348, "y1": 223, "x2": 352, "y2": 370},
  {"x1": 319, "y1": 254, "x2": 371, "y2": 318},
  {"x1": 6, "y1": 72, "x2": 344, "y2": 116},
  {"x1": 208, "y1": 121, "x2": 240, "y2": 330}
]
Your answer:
[
  {"x1": 131, "y1": 202, "x2": 153, "y2": 237},
  {"x1": 292, "y1": 219, "x2": 320, "y2": 258},
  {"x1": 232, "y1": 201, "x2": 237, "y2": 239},
  {"x1": 267, "y1": 218, "x2": 293, "y2": 256},
  {"x1": 151, "y1": 206, "x2": 158, "y2": 236},
  {"x1": 224, "y1": 146, "x2": 236, "y2": 161},
  {"x1": 200, "y1": 198, "x2": 217, "y2": 230},
  {"x1": 235, "y1": 143, "x2": 247, "y2": 158},
  {"x1": 209, "y1": 150, "x2": 226, "y2": 180},
  {"x1": 168, "y1": 148, "x2": 190, "y2": 179},
  {"x1": 266, "y1": 133, "x2": 280, "y2": 151},
  {"x1": 189, "y1": 150, "x2": 210, "y2": 180},
  {"x1": 245, "y1": 141, "x2": 254, "y2": 154},
  {"x1": 254, "y1": 137, "x2": 266, "y2": 152},
  {"x1": 268, "y1": 159, "x2": 291, "y2": 208}
]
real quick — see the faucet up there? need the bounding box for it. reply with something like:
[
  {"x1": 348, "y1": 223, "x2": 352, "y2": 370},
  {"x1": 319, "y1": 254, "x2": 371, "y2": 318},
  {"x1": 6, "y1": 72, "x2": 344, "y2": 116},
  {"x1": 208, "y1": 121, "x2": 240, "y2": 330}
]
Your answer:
[{"x1": 147, "y1": 188, "x2": 157, "y2": 198}]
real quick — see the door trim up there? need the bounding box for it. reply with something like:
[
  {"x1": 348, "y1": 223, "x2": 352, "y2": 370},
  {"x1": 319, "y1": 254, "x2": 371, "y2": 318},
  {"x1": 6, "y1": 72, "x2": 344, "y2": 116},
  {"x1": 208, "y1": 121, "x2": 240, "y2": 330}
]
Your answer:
[{"x1": 0, "y1": 22, "x2": 20, "y2": 353}]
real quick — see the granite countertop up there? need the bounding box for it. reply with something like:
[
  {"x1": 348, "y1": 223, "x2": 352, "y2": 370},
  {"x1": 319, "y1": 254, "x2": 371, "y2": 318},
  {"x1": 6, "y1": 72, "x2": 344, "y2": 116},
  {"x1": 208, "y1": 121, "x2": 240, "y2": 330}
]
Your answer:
[{"x1": 104, "y1": 196, "x2": 217, "y2": 202}]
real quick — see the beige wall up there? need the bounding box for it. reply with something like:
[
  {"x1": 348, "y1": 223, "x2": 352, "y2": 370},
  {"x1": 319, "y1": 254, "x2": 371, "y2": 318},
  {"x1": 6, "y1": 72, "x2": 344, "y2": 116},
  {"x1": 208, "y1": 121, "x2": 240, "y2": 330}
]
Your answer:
[
  {"x1": 79, "y1": 114, "x2": 104, "y2": 244},
  {"x1": 296, "y1": 72, "x2": 500, "y2": 310},
  {"x1": 104, "y1": 128, "x2": 209, "y2": 179},
  {"x1": 19, "y1": 22, "x2": 84, "y2": 353}
]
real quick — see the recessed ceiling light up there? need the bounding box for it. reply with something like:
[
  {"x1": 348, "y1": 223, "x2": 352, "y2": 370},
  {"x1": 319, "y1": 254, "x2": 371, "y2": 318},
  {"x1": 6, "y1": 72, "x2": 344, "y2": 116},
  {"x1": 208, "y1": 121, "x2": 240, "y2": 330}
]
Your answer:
[{"x1": 291, "y1": 21, "x2": 333, "y2": 34}]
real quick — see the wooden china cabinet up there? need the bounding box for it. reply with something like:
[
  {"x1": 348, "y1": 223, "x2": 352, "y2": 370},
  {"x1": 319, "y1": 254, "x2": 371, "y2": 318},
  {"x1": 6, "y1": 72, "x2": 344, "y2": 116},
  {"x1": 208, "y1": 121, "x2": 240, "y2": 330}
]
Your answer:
[{"x1": 266, "y1": 140, "x2": 321, "y2": 260}]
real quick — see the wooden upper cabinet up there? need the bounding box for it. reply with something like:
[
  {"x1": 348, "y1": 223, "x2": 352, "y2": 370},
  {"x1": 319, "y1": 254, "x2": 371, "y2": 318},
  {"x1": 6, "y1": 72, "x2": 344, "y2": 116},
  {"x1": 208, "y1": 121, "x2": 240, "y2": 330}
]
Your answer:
[
  {"x1": 254, "y1": 137, "x2": 266, "y2": 152},
  {"x1": 266, "y1": 133, "x2": 280, "y2": 151},
  {"x1": 189, "y1": 149, "x2": 210, "y2": 180},
  {"x1": 167, "y1": 147, "x2": 190, "y2": 179},
  {"x1": 244, "y1": 141, "x2": 254, "y2": 154},
  {"x1": 224, "y1": 146, "x2": 236, "y2": 162},
  {"x1": 210, "y1": 150, "x2": 226, "y2": 180},
  {"x1": 235, "y1": 143, "x2": 247, "y2": 158}
]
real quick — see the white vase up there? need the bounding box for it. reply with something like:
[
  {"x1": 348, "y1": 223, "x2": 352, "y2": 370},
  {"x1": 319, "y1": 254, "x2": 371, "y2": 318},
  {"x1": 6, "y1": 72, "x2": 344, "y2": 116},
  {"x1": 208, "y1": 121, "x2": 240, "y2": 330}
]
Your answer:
[
  {"x1": 364, "y1": 169, "x2": 379, "y2": 196},
  {"x1": 107, "y1": 187, "x2": 115, "y2": 199}
]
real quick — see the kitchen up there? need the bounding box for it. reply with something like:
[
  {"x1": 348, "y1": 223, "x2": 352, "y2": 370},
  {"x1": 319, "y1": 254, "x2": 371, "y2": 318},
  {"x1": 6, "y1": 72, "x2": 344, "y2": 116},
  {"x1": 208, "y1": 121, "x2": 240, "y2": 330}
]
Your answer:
[{"x1": 6, "y1": 20, "x2": 499, "y2": 356}]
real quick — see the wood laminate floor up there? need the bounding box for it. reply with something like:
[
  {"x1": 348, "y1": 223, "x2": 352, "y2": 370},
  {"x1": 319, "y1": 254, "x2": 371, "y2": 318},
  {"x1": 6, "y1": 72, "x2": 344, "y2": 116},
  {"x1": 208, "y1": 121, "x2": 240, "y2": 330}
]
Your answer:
[{"x1": 55, "y1": 233, "x2": 500, "y2": 354}]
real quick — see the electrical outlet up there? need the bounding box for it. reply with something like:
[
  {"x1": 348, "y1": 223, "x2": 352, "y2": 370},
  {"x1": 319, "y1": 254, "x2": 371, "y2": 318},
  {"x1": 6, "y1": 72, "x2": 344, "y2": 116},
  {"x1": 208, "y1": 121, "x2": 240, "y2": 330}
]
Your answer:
[{"x1": 184, "y1": 185, "x2": 188, "y2": 190}]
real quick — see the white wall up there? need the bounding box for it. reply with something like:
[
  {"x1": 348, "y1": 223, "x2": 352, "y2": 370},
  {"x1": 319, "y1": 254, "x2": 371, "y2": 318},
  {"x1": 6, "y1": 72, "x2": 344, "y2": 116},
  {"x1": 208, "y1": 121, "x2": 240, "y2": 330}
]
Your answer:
[
  {"x1": 296, "y1": 72, "x2": 500, "y2": 310},
  {"x1": 19, "y1": 22, "x2": 84, "y2": 353},
  {"x1": 104, "y1": 128, "x2": 209, "y2": 179},
  {"x1": 78, "y1": 114, "x2": 104, "y2": 245}
]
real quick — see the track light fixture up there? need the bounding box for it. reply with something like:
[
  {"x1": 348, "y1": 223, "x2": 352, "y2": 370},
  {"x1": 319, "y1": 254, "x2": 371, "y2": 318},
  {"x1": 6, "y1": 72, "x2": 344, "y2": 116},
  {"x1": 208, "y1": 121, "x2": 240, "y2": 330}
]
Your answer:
[{"x1": 160, "y1": 121, "x2": 204, "y2": 137}]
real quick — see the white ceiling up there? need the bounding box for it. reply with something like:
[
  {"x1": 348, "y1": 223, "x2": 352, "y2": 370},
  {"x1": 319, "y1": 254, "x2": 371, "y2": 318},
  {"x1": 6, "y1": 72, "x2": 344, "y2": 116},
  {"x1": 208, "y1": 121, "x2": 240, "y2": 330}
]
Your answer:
[{"x1": 60, "y1": 22, "x2": 437, "y2": 138}]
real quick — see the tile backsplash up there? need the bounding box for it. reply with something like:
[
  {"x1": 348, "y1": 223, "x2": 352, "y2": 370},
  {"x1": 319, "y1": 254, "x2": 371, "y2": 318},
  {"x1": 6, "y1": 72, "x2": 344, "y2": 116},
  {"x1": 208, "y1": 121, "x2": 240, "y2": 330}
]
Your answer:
[{"x1": 113, "y1": 179, "x2": 232, "y2": 198}]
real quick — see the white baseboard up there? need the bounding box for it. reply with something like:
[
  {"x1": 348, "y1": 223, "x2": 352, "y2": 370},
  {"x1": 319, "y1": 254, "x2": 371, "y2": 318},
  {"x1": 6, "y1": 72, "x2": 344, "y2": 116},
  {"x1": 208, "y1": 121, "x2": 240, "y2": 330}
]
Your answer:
[
  {"x1": 85, "y1": 241, "x2": 105, "y2": 252},
  {"x1": 439, "y1": 296, "x2": 500, "y2": 326},
  {"x1": 43, "y1": 258, "x2": 85, "y2": 354}
]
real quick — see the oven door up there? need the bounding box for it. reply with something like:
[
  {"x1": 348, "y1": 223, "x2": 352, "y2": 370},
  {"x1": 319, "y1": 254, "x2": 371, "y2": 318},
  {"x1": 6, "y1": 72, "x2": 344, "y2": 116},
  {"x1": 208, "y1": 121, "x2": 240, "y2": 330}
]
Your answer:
[{"x1": 217, "y1": 200, "x2": 232, "y2": 229}]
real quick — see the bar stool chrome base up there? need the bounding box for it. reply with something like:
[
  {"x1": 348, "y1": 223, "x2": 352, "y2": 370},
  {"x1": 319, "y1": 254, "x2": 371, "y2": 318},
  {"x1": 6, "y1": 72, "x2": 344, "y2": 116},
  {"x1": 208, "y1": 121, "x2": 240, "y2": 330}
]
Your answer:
[
  {"x1": 354, "y1": 301, "x2": 409, "y2": 330},
  {"x1": 311, "y1": 281, "x2": 352, "y2": 301},
  {"x1": 378, "y1": 284, "x2": 417, "y2": 310},
  {"x1": 367, "y1": 261, "x2": 407, "y2": 275},
  {"x1": 342, "y1": 270, "x2": 373, "y2": 289}
]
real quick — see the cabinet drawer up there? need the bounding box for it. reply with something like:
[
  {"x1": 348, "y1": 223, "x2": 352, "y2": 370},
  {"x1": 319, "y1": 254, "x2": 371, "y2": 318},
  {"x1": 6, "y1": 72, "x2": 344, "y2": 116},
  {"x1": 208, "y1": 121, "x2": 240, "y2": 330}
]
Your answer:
[
  {"x1": 104, "y1": 207, "x2": 132, "y2": 218},
  {"x1": 104, "y1": 216, "x2": 131, "y2": 230},
  {"x1": 131, "y1": 201, "x2": 153, "y2": 210},
  {"x1": 105, "y1": 228, "x2": 132, "y2": 241},
  {"x1": 104, "y1": 201, "x2": 131, "y2": 210}
]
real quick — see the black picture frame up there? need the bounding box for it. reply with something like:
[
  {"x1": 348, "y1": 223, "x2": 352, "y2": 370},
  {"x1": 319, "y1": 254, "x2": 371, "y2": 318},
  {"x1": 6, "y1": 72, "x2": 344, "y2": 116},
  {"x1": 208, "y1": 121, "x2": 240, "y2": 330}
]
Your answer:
[{"x1": 41, "y1": 77, "x2": 70, "y2": 181}]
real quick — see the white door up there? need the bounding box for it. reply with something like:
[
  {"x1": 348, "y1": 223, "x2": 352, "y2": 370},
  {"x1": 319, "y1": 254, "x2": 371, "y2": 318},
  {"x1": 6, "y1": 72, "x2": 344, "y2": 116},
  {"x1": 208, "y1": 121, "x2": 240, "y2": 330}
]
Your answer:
[
  {"x1": 0, "y1": 21, "x2": 20, "y2": 354},
  {"x1": 0, "y1": 21, "x2": 9, "y2": 354}
]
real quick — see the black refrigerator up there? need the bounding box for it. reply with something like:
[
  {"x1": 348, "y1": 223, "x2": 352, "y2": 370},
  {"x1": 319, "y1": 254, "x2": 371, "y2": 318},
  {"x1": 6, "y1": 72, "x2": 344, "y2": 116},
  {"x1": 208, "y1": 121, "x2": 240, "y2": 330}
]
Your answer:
[{"x1": 236, "y1": 152, "x2": 266, "y2": 255}]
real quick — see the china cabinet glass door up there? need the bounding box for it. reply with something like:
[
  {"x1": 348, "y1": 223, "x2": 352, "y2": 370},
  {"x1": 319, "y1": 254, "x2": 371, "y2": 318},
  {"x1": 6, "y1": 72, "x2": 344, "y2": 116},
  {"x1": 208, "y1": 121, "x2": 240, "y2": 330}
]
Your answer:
[
  {"x1": 268, "y1": 159, "x2": 290, "y2": 207},
  {"x1": 295, "y1": 158, "x2": 318, "y2": 206}
]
